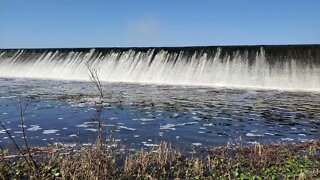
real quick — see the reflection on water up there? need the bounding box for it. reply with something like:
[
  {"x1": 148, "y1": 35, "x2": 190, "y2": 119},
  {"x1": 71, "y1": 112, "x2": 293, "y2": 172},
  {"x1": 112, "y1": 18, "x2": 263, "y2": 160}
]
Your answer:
[{"x1": 0, "y1": 78, "x2": 319, "y2": 149}]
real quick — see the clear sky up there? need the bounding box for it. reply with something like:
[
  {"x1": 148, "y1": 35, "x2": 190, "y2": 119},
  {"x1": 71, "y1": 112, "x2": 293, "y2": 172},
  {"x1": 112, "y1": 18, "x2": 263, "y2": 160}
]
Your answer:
[{"x1": 0, "y1": 0, "x2": 319, "y2": 48}]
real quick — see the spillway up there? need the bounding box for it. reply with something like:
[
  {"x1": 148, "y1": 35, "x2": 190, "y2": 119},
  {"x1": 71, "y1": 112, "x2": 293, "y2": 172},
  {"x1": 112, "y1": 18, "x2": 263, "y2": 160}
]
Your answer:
[{"x1": 0, "y1": 45, "x2": 319, "y2": 91}]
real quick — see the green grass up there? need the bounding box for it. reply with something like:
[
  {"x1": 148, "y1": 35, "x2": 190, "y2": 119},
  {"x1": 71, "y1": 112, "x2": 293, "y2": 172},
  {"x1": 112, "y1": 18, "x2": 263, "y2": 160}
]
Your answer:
[{"x1": 0, "y1": 140, "x2": 319, "y2": 179}]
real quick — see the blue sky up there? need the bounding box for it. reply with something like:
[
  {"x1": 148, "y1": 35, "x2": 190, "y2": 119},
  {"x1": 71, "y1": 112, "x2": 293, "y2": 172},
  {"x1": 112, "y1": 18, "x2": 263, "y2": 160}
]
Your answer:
[{"x1": 0, "y1": 0, "x2": 319, "y2": 48}]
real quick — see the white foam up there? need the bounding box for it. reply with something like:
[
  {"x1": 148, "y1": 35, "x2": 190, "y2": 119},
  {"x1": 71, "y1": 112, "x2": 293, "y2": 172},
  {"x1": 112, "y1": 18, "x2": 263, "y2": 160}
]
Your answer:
[
  {"x1": 160, "y1": 124, "x2": 176, "y2": 130},
  {"x1": 264, "y1": 132, "x2": 275, "y2": 136},
  {"x1": 192, "y1": 143, "x2": 202, "y2": 146},
  {"x1": 76, "y1": 124, "x2": 89, "y2": 128},
  {"x1": 247, "y1": 141, "x2": 258, "y2": 145},
  {"x1": 144, "y1": 143, "x2": 159, "y2": 147},
  {"x1": 118, "y1": 126, "x2": 136, "y2": 131},
  {"x1": 43, "y1": 129, "x2": 59, "y2": 134},
  {"x1": 246, "y1": 133, "x2": 263, "y2": 137},
  {"x1": 160, "y1": 122, "x2": 198, "y2": 131},
  {"x1": 139, "y1": 118, "x2": 155, "y2": 121},
  {"x1": 85, "y1": 128, "x2": 98, "y2": 132},
  {"x1": 27, "y1": 125, "x2": 42, "y2": 132}
]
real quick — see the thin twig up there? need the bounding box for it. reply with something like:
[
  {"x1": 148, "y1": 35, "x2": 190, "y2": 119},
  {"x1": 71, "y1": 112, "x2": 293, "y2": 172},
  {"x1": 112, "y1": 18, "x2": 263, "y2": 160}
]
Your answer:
[
  {"x1": 87, "y1": 64, "x2": 104, "y2": 148},
  {"x1": 87, "y1": 64, "x2": 104, "y2": 99},
  {"x1": 0, "y1": 121, "x2": 32, "y2": 168},
  {"x1": 19, "y1": 96, "x2": 38, "y2": 169}
]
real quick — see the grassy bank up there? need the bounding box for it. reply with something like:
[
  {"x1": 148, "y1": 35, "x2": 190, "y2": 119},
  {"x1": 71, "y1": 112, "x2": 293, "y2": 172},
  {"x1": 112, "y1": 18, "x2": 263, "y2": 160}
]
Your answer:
[{"x1": 0, "y1": 140, "x2": 319, "y2": 179}]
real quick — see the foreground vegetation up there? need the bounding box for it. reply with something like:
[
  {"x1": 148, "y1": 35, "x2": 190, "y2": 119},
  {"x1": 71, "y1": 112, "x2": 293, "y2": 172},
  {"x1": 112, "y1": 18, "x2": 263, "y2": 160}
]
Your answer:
[{"x1": 0, "y1": 140, "x2": 319, "y2": 179}]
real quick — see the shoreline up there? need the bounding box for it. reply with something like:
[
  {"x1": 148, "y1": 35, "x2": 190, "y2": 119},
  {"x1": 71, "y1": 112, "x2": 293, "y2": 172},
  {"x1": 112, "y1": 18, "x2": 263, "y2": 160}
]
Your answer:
[{"x1": 1, "y1": 140, "x2": 319, "y2": 179}]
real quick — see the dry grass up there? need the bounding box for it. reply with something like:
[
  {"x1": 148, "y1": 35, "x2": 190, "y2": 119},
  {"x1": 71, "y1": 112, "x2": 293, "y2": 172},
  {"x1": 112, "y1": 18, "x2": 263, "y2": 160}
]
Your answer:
[{"x1": 0, "y1": 140, "x2": 319, "y2": 179}]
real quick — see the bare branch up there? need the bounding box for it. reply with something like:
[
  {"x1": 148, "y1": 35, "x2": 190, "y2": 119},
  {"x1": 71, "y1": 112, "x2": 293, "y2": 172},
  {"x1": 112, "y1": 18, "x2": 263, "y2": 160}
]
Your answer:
[
  {"x1": 18, "y1": 95, "x2": 38, "y2": 169},
  {"x1": 87, "y1": 64, "x2": 104, "y2": 99},
  {"x1": 87, "y1": 64, "x2": 104, "y2": 148},
  {"x1": 0, "y1": 121, "x2": 31, "y2": 167}
]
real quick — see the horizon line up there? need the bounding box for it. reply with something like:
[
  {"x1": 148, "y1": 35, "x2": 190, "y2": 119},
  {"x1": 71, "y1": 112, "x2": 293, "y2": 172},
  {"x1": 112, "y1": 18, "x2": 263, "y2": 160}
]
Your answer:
[{"x1": 1, "y1": 43, "x2": 320, "y2": 50}]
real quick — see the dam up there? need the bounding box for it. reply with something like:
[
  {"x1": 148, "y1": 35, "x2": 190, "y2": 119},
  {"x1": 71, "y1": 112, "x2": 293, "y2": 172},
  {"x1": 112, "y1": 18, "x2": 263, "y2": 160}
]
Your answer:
[{"x1": 1, "y1": 45, "x2": 320, "y2": 91}]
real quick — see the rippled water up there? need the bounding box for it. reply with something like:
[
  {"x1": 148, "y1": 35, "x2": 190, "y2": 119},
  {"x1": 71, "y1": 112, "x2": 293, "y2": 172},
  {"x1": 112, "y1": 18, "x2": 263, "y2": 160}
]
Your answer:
[{"x1": 0, "y1": 78, "x2": 319, "y2": 149}]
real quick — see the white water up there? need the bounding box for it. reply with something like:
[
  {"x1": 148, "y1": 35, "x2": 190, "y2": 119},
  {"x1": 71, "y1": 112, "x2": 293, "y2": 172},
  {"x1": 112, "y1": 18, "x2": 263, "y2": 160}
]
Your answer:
[{"x1": 0, "y1": 48, "x2": 319, "y2": 91}]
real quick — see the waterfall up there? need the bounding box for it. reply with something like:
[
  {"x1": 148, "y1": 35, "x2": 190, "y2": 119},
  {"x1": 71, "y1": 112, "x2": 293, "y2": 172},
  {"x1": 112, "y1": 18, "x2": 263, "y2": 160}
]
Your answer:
[{"x1": 0, "y1": 45, "x2": 319, "y2": 91}]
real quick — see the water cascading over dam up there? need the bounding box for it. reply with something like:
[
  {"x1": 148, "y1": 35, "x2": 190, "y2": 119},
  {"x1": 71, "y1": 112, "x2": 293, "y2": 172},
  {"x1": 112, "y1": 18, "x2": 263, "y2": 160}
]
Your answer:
[{"x1": 0, "y1": 45, "x2": 319, "y2": 91}]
